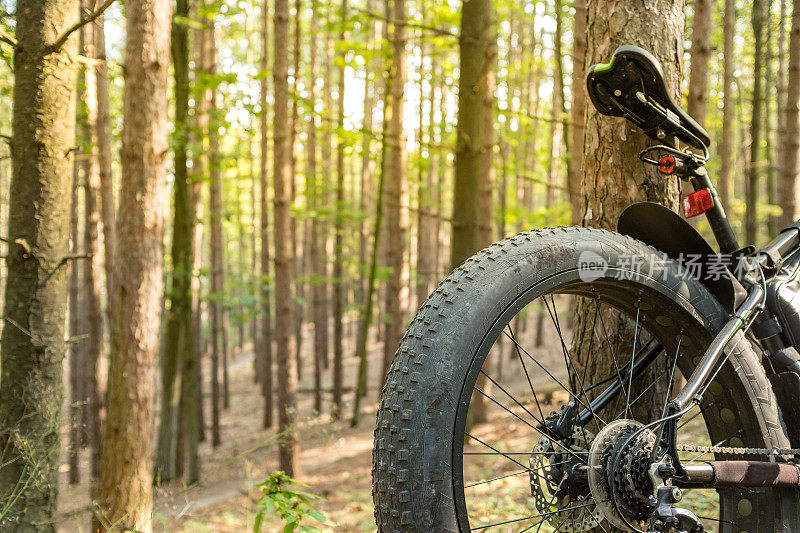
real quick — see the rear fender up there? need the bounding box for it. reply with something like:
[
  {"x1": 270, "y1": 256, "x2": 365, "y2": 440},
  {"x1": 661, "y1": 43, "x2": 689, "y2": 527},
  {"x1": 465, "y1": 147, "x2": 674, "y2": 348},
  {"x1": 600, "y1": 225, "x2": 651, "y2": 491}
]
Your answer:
[{"x1": 617, "y1": 202, "x2": 743, "y2": 312}]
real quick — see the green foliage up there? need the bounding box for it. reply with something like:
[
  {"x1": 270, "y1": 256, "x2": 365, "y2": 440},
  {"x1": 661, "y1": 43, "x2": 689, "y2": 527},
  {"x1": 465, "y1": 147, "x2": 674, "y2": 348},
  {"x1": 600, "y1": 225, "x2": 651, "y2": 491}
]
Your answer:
[{"x1": 253, "y1": 471, "x2": 333, "y2": 533}]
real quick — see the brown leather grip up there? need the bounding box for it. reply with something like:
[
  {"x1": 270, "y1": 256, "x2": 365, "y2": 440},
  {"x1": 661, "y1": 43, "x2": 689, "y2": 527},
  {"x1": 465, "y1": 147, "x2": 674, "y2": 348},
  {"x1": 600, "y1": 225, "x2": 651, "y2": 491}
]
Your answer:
[{"x1": 707, "y1": 461, "x2": 800, "y2": 488}]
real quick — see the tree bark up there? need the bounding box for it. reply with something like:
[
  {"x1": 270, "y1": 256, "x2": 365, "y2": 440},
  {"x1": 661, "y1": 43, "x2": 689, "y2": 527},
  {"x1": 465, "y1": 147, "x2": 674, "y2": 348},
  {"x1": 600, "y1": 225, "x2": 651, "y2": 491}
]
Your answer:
[
  {"x1": 451, "y1": 0, "x2": 495, "y2": 267},
  {"x1": 416, "y1": 5, "x2": 436, "y2": 308},
  {"x1": 0, "y1": 1, "x2": 78, "y2": 528},
  {"x1": 94, "y1": 0, "x2": 170, "y2": 529},
  {"x1": 780, "y1": 0, "x2": 800, "y2": 228},
  {"x1": 95, "y1": 11, "x2": 116, "y2": 323},
  {"x1": 259, "y1": 0, "x2": 274, "y2": 429},
  {"x1": 569, "y1": 0, "x2": 587, "y2": 225},
  {"x1": 747, "y1": 0, "x2": 767, "y2": 244},
  {"x1": 578, "y1": 0, "x2": 684, "y2": 425},
  {"x1": 687, "y1": 0, "x2": 712, "y2": 127},
  {"x1": 380, "y1": 0, "x2": 408, "y2": 383},
  {"x1": 68, "y1": 160, "x2": 84, "y2": 486},
  {"x1": 332, "y1": 0, "x2": 348, "y2": 419},
  {"x1": 451, "y1": 0, "x2": 495, "y2": 425},
  {"x1": 720, "y1": 0, "x2": 735, "y2": 208},
  {"x1": 274, "y1": 0, "x2": 300, "y2": 476},
  {"x1": 353, "y1": 0, "x2": 381, "y2": 413},
  {"x1": 307, "y1": 0, "x2": 327, "y2": 415},
  {"x1": 78, "y1": 3, "x2": 106, "y2": 479},
  {"x1": 156, "y1": 0, "x2": 198, "y2": 484}
]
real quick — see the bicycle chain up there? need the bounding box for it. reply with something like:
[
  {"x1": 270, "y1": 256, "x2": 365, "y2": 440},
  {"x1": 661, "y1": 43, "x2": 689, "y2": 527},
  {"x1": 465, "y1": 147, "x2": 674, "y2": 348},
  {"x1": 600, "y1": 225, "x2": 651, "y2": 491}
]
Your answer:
[{"x1": 675, "y1": 443, "x2": 800, "y2": 457}]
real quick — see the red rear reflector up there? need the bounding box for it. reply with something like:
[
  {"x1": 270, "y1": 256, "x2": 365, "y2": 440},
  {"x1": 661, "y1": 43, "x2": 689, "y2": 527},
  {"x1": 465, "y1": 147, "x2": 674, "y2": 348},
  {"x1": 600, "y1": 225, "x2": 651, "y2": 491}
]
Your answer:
[{"x1": 682, "y1": 189, "x2": 714, "y2": 218}]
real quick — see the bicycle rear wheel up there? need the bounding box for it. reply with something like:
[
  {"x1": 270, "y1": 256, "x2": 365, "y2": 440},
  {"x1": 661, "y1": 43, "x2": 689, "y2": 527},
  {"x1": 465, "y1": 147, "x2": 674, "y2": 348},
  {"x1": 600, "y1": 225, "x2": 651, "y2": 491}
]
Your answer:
[{"x1": 373, "y1": 227, "x2": 799, "y2": 532}]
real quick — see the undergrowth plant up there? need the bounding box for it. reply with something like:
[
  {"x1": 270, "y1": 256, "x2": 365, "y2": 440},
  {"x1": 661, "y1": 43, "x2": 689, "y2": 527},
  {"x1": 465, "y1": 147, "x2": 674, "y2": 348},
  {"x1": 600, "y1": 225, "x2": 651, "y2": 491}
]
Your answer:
[{"x1": 253, "y1": 471, "x2": 332, "y2": 532}]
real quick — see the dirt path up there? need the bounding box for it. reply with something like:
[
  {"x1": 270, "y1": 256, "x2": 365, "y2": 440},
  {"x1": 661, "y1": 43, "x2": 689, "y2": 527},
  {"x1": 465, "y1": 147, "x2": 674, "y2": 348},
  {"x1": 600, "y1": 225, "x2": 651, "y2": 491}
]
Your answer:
[{"x1": 58, "y1": 328, "x2": 385, "y2": 532}]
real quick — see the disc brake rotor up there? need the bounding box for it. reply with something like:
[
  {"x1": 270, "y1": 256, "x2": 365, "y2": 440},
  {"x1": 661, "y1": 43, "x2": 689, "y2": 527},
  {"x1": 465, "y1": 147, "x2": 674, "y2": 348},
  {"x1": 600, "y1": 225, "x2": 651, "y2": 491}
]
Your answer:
[{"x1": 529, "y1": 426, "x2": 603, "y2": 532}]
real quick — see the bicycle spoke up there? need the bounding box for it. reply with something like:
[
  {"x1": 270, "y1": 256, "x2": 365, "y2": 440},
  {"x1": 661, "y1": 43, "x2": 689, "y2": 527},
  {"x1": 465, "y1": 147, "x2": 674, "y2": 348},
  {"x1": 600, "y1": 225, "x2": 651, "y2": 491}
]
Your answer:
[
  {"x1": 464, "y1": 469, "x2": 529, "y2": 488},
  {"x1": 625, "y1": 303, "x2": 641, "y2": 418},
  {"x1": 464, "y1": 432, "x2": 533, "y2": 471},
  {"x1": 598, "y1": 309, "x2": 631, "y2": 414},
  {"x1": 501, "y1": 329, "x2": 598, "y2": 417},
  {"x1": 472, "y1": 386, "x2": 587, "y2": 464},
  {"x1": 543, "y1": 295, "x2": 604, "y2": 430},
  {"x1": 508, "y1": 324, "x2": 546, "y2": 423},
  {"x1": 480, "y1": 369, "x2": 542, "y2": 428}
]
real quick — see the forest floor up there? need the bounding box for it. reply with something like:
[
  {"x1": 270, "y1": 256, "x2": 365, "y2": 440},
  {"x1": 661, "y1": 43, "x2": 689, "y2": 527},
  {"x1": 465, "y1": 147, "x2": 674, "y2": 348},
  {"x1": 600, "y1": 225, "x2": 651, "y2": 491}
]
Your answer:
[{"x1": 58, "y1": 324, "x2": 385, "y2": 532}]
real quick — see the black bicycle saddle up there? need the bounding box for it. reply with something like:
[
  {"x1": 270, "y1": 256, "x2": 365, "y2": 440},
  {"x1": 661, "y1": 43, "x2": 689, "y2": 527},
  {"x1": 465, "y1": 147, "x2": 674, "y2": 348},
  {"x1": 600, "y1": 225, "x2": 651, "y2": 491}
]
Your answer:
[{"x1": 586, "y1": 45, "x2": 711, "y2": 150}]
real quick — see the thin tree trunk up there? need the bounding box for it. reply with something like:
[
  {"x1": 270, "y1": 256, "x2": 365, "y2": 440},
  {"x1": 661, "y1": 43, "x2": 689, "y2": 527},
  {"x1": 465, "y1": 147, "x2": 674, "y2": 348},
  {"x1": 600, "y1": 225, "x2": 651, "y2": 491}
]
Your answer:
[
  {"x1": 94, "y1": 0, "x2": 170, "y2": 528},
  {"x1": 0, "y1": 2, "x2": 78, "y2": 526},
  {"x1": 191, "y1": 5, "x2": 209, "y2": 443},
  {"x1": 95, "y1": 12, "x2": 116, "y2": 322},
  {"x1": 776, "y1": 0, "x2": 788, "y2": 224},
  {"x1": 290, "y1": 0, "x2": 304, "y2": 381},
  {"x1": 68, "y1": 163, "x2": 83, "y2": 486},
  {"x1": 747, "y1": 0, "x2": 767, "y2": 244},
  {"x1": 259, "y1": 0, "x2": 275, "y2": 429},
  {"x1": 274, "y1": 0, "x2": 300, "y2": 476},
  {"x1": 451, "y1": 0, "x2": 495, "y2": 426},
  {"x1": 78, "y1": 6, "x2": 105, "y2": 478},
  {"x1": 332, "y1": 0, "x2": 348, "y2": 419},
  {"x1": 380, "y1": 0, "x2": 408, "y2": 384},
  {"x1": 569, "y1": 0, "x2": 587, "y2": 225},
  {"x1": 308, "y1": 0, "x2": 326, "y2": 414},
  {"x1": 780, "y1": 0, "x2": 800, "y2": 227},
  {"x1": 206, "y1": 17, "x2": 223, "y2": 445},
  {"x1": 156, "y1": 0, "x2": 197, "y2": 483},
  {"x1": 687, "y1": 0, "x2": 712, "y2": 127},
  {"x1": 353, "y1": 0, "x2": 381, "y2": 408},
  {"x1": 720, "y1": 0, "x2": 735, "y2": 208}
]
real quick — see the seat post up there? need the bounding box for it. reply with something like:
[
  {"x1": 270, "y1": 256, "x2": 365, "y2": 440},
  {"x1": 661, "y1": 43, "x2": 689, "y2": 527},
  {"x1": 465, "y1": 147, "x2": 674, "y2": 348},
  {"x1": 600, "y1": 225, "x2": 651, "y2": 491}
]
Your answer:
[{"x1": 690, "y1": 167, "x2": 740, "y2": 254}]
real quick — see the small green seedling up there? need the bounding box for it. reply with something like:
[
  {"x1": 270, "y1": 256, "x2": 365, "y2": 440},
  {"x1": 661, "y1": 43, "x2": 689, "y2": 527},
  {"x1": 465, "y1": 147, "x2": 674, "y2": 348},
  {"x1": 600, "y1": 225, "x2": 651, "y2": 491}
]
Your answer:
[{"x1": 253, "y1": 471, "x2": 333, "y2": 533}]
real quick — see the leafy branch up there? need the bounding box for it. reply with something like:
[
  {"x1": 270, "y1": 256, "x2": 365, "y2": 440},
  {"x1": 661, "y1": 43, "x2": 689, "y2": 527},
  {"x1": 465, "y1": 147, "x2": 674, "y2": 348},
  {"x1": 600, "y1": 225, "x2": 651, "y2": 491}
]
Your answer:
[{"x1": 253, "y1": 472, "x2": 333, "y2": 533}]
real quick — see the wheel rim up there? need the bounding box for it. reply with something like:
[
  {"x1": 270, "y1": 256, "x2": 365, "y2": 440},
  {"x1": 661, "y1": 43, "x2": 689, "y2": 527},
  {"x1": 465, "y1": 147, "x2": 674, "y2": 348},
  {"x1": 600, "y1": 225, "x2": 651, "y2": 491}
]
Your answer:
[{"x1": 451, "y1": 268, "x2": 764, "y2": 532}]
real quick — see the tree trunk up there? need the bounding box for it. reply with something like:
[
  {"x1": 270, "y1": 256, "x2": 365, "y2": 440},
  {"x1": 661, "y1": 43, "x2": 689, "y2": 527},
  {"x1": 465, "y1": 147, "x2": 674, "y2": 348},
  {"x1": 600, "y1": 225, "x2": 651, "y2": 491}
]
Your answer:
[
  {"x1": 274, "y1": 0, "x2": 300, "y2": 476},
  {"x1": 332, "y1": 0, "x2": 348, "y2": 419},
  {"x1": 95, "y1": 11, "x2": 116, "y2": 323},
  {"x1": 156, "y1": 0, "x2": 197, "y2": 484},
  {"x1": 205, "y1": 17, "x2": 224, "y2": 446},
  {"x1": 776, "y1": 0, "x2": 788, "y2": 225},
  {"x1": 569, "y1": 0, "x2": 587, "y2": 225},
  {"x1": 190, "y1": 3, "x2": 209, "y2": 443},
  {"x1": 578, "y1": 0, "x2": 684, "y2": 425},
  {"x1": 94, "y1": 0, "x2": 170, "y2": 529},
  {"x1": 780, "y1": 0, "x2": 800, "y2": 228},
  {"x1": 380, "y1": 0, "x2": 408, "y2": 383},
  {"x1": 259, "y1": 0, "x2": 274, "y2": 429},
  {"x1": 415, "y1": 10, "x2": 436, "y2": 308},
  {"x1": 747, "y1": 0, "x2": 767, "y2": 244},
  {"x1": 353, "y1": 0, "x2": 381, "y2": 411},
  {"x1": 687, "y1": 0, "x2": 712, "y2": 126},
  {"x1": 720, "y1": 0, "x2": 735, "y2": 208},
  {"x1": 78, "y1": 2, "x2": 106, "y2": 480},
  {"x1": 452, "y1": 0, "x2": 495, "y2": 425},
  {"x1": 307, "y1": 0, "x2": 327, "y2": 415},
  {"x1": 290, "y1": 0, "x2": 305, "y2": 382},
  {"x1": 68, "y1": 162, "x2": 84, "y2": 486},
  {"x1": 0, "y1": 1, "x2": 78, "y2": 528}
]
